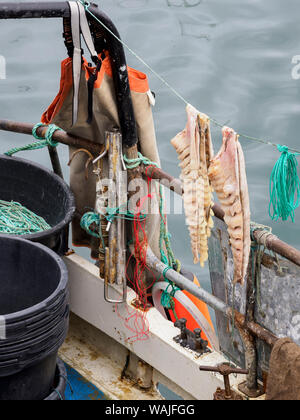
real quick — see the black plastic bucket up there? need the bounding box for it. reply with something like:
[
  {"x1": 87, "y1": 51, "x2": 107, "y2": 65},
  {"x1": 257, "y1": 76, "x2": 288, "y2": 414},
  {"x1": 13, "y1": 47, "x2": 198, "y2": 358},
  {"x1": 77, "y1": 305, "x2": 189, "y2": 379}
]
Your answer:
[
  {"x1": 0, "y1": 154, "x2": 75, "y2": 253},
  {"x1": 0, "y1": 236, "x2": 69, "y2": 400},
  {"x1": 45, "y1": 358, "x2": 68, "y2": 401}
]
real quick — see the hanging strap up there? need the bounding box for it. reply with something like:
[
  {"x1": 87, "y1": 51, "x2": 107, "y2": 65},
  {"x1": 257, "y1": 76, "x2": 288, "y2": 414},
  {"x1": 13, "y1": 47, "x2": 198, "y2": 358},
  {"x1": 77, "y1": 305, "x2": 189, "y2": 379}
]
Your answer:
[
  {"x1": 77, "y1": 1, "x2": 102, "y2": 124},
  {"x1": 69, "y1": 1, "x2": 102, "y2": 125},
  {"x1": 77, "y1": 1, "x2": 98, "y2": 63},
  {"x1": 68, "y1": 1, "x2": 82, "y2": 126}
]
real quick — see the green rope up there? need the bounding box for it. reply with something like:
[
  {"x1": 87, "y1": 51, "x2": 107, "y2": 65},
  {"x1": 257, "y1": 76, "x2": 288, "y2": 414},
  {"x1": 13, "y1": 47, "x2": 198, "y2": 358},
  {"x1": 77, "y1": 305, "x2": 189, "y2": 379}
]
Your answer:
[
  {"x1": 123, "y1": 152, "x2": 178, "y2": 269},
  {"x1": 80, "y1": 211, "x2": 106, "y2": 253},
  {"x1": 269, "y1": 145, "x2": 300, "y2": 222},
  {"x1": 123, "y1": 151, "x2": 181, "y2": 312},
  {"x1": 80, "y1": 207, "x2": 147, "y2": 251},
  {"x1": 105, "y1": 206, "x2": 146, "y2": 224},
  {"x1": 0, "y1": 200, "x2": 51, "y2": 235},
  {"x1": 5, "y1": 123, "x2": 62, "y2": 157},
  {"x1": 123, "y1": 152, "x2": 159, "y2": 170},
  {"x1": 160, "y1": 267, "x2": 180, "y2": 320},
  {"x1": 80, "y1": 212, "x2": 101, "y2": 239}
]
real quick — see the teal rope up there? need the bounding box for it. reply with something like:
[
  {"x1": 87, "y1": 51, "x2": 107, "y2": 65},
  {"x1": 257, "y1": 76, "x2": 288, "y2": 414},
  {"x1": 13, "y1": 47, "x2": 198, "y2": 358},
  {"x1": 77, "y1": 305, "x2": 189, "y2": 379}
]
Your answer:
[
  {"x1": 80, "y1": 212, "x2": 106, "y2": 253},
  {"x1": 80, "y1": 207, "x2": 147, "y2": 248},
  {"x1": 105, "y1": 206, "x2": 146, "y2": 224},
  {"x1": 80, "y1": 212, "x2": 101, "y2": 239},
  {"x1": 160, "y1": 267, "x2": 180, "y2": 319},
  {"x1": 123, "y1": 152, "x2": 181, "y2": 313},
  {"x1": 0, "y1": 200, "x2": 51, "y2": 235},
  {"x1": 5, "y1": 123, "x2": 61, "y2": 157},
  {"x1": 123, "y1": 152, "x2": 159, "y2": 170},
  {"x1": 269, "y1": 145, "x2": 300, "y2": 222},
  {"x1": 124, "y1": 152, "x2": 178, "y2": 269}
]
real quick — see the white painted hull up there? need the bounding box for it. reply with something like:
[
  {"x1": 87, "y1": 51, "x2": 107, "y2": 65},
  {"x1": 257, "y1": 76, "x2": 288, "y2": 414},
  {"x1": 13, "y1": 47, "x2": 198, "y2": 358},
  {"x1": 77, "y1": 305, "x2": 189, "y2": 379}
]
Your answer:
[{"x1": 60, "y1": 252, "x2": 252, "y2": 400}]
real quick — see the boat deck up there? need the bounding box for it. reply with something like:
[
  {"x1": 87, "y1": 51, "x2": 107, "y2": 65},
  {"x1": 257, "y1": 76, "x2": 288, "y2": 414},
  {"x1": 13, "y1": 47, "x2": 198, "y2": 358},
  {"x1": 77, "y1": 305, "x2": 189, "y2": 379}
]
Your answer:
[{"x1": 65, "y1": 364, "x2": 106, "y2": 401}]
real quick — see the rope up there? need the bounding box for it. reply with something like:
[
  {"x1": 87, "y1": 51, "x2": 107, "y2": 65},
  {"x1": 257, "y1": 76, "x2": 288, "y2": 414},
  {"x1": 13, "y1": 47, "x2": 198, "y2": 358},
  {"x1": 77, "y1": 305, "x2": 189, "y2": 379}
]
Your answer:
[
  {"x1": 250, "y1": 222, "x2": 273, "y2": 318},
  {"x1": 80, "y1": 0, "x2": 300, "y2": 155},
  {"x1": 269, "y1": 145, "x2": 300, "y2": 222},
  {"x1": 0, "y1": 200, "x2": 51, "y2": 235},
  {"x1": 160, "y1": 267, "x2": 180, "y2": 320},
  {"x1": 124, "y1": 153, "x2": 179, "y2": 269},
  {"x1": 80, "y1": 211, "x2": 106, "y2": 255},
  {"x1": 123, "y1": 151, "x2": 181, "y2": 313},
  {"x1": 123, "y1": 152, "x2": 159, "y2": 170},
  {"x1": 80, "y1": 207, "x2": 147, "y2": 250},
  {"x1": 5, "y1": 123, "x2": 62, "y2": 157}
]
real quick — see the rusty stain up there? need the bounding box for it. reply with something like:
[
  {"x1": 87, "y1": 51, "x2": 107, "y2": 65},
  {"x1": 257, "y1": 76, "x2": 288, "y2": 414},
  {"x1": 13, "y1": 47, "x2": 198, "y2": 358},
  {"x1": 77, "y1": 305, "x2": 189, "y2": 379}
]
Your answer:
[
  {"x1": 65, "y1": 249, "x2": 75, "y2": 257},
  {"x1": 89, "y1": 351, "x2": 100, "y2": 362},
  {"x1": 131, "y1": 298, "x2": 152, "y2": 312}
]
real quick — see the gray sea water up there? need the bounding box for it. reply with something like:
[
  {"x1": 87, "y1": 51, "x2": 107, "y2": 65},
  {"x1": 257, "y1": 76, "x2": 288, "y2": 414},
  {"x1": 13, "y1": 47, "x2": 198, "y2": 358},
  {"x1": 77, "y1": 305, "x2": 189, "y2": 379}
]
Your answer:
[{"x1": 1, "y1": 0, "x2": 300, "y2": 292}]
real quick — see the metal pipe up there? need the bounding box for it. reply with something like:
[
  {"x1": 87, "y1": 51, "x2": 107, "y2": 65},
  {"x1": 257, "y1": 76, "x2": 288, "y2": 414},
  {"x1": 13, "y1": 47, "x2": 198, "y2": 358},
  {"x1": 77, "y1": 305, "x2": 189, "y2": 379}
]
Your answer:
[
  {"x1": 146, "y1": 247, "x2": 278, "y2": 347},
  {"x1": 0, "y1": 120, "x2": 102, "y2": 156},
  {"x1": 147, "y1": 247, "x2": 229, "y2": 315},
  {"x1": 1, "y1": 118, "x2": 299, "y2": 269},
  {"x1": 47, "y1": 145, "x2": 64, "y2": 179}
]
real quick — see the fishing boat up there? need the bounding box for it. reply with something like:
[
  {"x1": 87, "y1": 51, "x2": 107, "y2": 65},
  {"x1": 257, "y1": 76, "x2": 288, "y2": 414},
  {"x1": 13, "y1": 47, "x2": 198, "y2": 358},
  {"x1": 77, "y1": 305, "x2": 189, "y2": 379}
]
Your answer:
[{"x1": 0, "y1": 1, "x2": 300, "y2": 402}]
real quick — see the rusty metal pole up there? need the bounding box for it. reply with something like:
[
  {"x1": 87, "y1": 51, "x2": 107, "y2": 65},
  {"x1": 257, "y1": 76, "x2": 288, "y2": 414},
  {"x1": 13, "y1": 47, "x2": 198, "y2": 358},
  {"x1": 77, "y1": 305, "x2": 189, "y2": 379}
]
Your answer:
[
  {"x1": 235, "y1": 261, "x2": 262, "y2": 397},
  {"x1": 0, "y1": 120, "x2": 102, "y2": 155},
  {"x1": 147, "y1": 247, "x2": 278, "y2": 347}
]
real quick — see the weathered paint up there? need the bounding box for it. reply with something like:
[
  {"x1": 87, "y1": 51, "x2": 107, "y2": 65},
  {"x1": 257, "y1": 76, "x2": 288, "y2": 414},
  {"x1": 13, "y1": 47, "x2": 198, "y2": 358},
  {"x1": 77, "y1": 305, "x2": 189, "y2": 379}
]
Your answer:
[
  {"x1": 65, "y1": 364, "x2": 106, "y2": 401},
  {"x1": 208, "y1": 216, "x2": 300, "y2": 375}
]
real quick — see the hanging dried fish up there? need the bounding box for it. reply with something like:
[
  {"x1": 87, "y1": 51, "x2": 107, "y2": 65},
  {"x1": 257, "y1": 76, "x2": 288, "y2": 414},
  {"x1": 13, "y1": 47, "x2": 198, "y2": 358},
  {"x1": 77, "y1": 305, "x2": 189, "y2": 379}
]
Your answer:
[
  {"x1": 171, "y1": 105, "x2": 214, "y2": 267},
  {"x1": 208, "y1": 127, "x2": 251, "y2": 284}
]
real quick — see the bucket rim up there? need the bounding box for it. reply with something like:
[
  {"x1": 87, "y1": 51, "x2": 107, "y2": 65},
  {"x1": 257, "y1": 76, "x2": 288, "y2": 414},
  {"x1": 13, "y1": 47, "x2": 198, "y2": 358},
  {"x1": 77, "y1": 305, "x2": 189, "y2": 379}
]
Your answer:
[
  {"x1": 0, "y1": 235, "x2": 68, "y2": 322},
  {"x1": 0, "y1": 154, "x2": 76, "y2": 241},
  {"x1": 44, "y1": 358, "x2": 67, "y2": 401}
]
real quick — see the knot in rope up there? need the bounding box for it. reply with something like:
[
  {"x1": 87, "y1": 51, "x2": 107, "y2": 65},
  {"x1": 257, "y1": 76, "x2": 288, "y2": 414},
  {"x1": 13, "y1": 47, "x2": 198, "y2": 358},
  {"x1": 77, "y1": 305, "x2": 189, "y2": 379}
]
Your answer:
[
  {"x1": 250, "y1": 222, "x2": 273, "y2": 245},
  {"x1": 277, "y1": 144, "x2": 289, "y2": 154},
  {"x1": 160, "y1": 266, "x2": 180, "y2": 319},
  {"x1": 32, "y1": 123, "x2": 60, "y2": 147},
  {"x1": 80, "y1": 212, "x2": 101, "y2": 238},
  {"x1": 161, "y1": 270, "x2": 180, "y2": 310},
  {"x1": 123, "y1": 152, "x2": 159, "y2": 170},
  {"x1": 5, "y1": 123, "x2": 62, "y2": 157}
]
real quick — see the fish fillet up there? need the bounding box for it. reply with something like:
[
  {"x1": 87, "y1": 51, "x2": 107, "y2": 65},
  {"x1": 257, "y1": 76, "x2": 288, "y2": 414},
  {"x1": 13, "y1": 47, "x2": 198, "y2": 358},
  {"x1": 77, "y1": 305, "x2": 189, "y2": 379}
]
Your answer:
[
  {"x1": 208, "y1": 127, "x2": 250, "y2": 284},
  {"x1": 171, "y1": 105, "x2": 214, "y2": 267}
]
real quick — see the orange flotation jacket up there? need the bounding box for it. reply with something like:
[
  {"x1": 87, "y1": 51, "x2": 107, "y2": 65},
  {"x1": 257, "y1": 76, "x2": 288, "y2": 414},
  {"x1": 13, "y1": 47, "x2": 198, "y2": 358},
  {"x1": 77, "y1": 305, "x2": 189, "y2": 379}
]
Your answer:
[{"x1": 168, "y1": 269, "x2": 215, "y2": 347}]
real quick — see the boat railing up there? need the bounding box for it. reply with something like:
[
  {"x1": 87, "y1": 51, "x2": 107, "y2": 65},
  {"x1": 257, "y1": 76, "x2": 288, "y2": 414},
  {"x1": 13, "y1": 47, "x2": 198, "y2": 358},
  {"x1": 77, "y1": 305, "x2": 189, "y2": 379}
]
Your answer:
[{"x1": 2, "y1": 1, "x2": 300, "y2": 397}]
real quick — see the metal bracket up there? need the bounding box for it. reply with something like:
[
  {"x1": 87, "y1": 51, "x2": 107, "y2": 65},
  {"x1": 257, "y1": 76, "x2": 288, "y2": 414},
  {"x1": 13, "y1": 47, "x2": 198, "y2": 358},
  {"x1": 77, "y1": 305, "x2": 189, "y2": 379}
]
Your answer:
[
  {"x1": 104, "y1": 131, "x2": 127, "y2": 304},
  {"x1": 173, "y1": 318, "x2": 210, "y2": 355}
]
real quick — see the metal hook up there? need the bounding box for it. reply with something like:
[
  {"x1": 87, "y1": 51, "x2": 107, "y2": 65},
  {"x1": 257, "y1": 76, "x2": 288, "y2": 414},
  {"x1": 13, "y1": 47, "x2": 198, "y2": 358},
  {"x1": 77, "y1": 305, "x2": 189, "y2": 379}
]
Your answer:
[
  {"x1": 93, "y1": 138, "x2": 109, "y2": 164},
  {"x1": 68, "y1": 148, "x2": 95, "y2": 180},
  {"x1": 104, "y1": 248, "x2": 127, "y2": 304}
]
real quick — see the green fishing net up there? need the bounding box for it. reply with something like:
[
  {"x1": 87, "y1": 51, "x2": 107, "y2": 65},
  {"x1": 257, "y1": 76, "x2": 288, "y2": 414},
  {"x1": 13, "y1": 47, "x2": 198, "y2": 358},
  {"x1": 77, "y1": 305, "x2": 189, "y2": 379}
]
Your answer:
[{"x1": 0, "y1": 200, "x2": 51, "y2": 235}]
